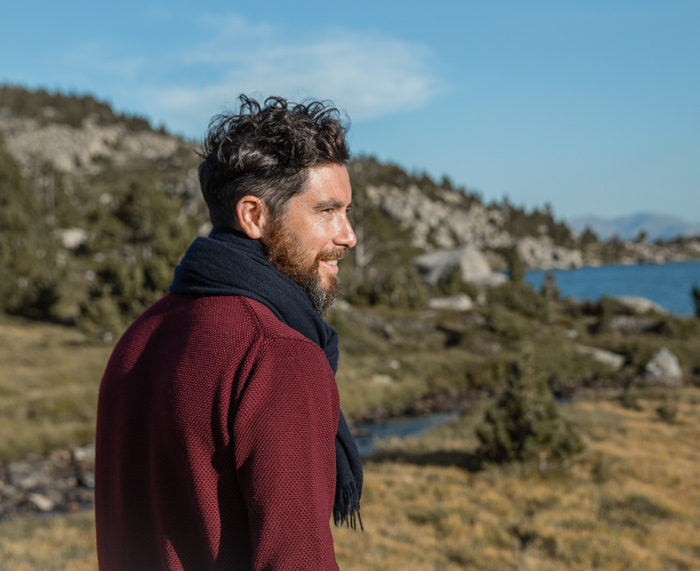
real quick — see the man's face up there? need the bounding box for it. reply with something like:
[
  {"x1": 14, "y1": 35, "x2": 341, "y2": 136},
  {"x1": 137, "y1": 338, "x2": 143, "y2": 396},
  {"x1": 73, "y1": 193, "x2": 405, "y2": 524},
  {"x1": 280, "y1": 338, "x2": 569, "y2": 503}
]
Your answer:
[{"x1": 264, "y1": 164, "x2": 356, "y2": 313}]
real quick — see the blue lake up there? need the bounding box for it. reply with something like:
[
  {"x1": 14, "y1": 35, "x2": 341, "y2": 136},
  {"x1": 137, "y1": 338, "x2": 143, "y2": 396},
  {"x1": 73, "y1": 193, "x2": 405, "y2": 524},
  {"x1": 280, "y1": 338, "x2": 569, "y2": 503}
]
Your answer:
[
  {"x1": 354, "y1": 259, "x2": 700, "y2": 451},
  {"x1": 526, "y1": 259, "x2": 700, "y2": 316},
  {"x1": 354, "y1": 412, "x2": 459, "y2": 457}
]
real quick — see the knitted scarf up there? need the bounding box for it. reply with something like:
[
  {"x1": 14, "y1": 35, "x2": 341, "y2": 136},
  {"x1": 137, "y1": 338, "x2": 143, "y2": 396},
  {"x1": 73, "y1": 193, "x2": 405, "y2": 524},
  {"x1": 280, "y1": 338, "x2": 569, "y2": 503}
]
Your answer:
[{"x1": 170, "y1": 227, "x2": 363, "y2": 529}]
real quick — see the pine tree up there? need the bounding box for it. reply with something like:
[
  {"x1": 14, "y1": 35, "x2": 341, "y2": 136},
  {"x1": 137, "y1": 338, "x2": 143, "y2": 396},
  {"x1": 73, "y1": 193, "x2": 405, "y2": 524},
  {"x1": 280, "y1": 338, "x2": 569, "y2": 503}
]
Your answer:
[{"x1": 475, "y1": 364, "x2": 584, "y2": 466}]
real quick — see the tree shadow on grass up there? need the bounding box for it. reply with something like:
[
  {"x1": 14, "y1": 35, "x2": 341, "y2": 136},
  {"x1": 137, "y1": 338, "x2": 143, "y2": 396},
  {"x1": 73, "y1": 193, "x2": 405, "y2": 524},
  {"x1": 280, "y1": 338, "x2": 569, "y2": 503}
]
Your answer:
[{"x1": 366, "y1": 449, "x2": 483, "y2": 472}]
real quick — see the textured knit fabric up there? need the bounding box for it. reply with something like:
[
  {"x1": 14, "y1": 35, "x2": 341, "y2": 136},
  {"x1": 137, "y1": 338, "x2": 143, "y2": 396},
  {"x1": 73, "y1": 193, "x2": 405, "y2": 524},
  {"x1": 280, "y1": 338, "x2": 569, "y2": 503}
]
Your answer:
[
  {"x1": 170, "y1": 227, "x2": 362, "y2": 527},
  {"x1": 95, "y1": 294, "x2": 340, "y2": 570}
]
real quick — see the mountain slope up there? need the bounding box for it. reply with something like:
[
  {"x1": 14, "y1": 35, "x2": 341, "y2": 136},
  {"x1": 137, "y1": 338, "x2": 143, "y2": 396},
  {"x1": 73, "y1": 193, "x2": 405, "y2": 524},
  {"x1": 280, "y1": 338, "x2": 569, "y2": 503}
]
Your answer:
[{"x1": 2, "y1": 84, "x2": 699, "y2": 335}]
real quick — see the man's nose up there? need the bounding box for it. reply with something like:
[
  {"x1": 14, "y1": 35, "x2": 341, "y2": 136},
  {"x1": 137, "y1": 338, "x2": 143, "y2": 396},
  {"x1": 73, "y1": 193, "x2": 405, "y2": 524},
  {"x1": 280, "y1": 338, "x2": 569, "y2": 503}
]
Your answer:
[{"x1": 335, "y1": 215, "x2": 357, "y2": 249}]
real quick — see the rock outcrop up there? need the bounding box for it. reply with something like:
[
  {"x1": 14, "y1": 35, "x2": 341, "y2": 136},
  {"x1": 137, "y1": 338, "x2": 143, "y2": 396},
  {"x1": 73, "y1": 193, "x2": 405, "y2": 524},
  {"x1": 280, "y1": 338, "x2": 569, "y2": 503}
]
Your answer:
[
  {"x1": 414, "y1": 246, "x2": 507, "y2": 287},
  {"x1": 428, "y1": 294, "x2": 475, "y2": 311},
  {"x1": 614, "y1": 296, "x2": 669, "y2": 315},
  {"x1": 516, "y1": 236, "x2": 584, "y2": 270},
  {"x1": 644, "y1": 347, "x2": 683, "y2": 387},
  {"x1": 2, "y1": 88, "x2": 699, "y2": 273},
  {"x1": 365, "y1": 184, "x2": 511, "y2": 251},
  {"x1": 0, "y1": 112, "x2": 182, "y2": 176},
  {"x1": 575, "y1": 345, "x2": 626, "y2": 371}
]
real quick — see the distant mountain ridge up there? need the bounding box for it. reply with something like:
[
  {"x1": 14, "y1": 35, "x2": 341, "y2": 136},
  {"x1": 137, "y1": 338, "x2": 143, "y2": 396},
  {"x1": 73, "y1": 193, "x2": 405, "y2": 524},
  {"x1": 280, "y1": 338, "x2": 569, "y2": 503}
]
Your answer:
[{"x1": 569, "y1": 212, "x2": 700, "y2": 241}]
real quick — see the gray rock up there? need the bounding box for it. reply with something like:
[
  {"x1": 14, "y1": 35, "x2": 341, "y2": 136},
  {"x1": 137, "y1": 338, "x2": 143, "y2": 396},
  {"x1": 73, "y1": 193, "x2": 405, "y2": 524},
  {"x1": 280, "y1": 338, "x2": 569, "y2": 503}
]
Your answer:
[
  {"x1": 609, "y1": 315, "x2": 660, "y2": 334},
  {"x1": 428, "y1": 294, "x2": 475, "y2": 311},
  {"x1": 8, "y1": 460, "x2": 43, "y2": 489},
  {"x1": 59, "y1": 227, "x2": 89, "y2": 250},
  {"x1": 0, "y1": 115, "x2": 180, "y2": 176},
  {"x1": 644, "y1": 347, "x2": 683, "y2": 386},
  {"x1": 516, "y1": 236, "x2": 584, "y2": 270},
  {"x1": 28, "y1": 493, "x2": 55, "y2": 512},
  {"x1": 0, "y1": 445, "x2": 96, "y2": 520},
  {"x1": 364, "y1": 184, "x2": 511, "y2": 251},
  {"x1": 575, "y1": 345, "x2": 626, "y2": 371},
  {"x1": 615, "y1": 296, "x2": 668, "y2": 315},
  {"x1": 414, "y1": 246, "x2": 505, "y2": 287}
]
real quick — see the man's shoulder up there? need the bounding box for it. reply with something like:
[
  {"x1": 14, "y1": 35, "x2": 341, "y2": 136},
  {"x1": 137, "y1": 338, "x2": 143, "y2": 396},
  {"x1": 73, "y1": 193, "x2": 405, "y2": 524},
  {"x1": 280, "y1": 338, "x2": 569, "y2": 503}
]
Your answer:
[
  {"x1": 117, "y1": 293, "x2": 325, "y2": 361},
  {"x1": 234, "y1": 297, "x2": 322, "y2": 348},
  {"x1": 199, "y1": 296, "x2": 334, "y2": 381},
  {"x1": 167, "y1": 293, "x2": 319, "y2": 347}
]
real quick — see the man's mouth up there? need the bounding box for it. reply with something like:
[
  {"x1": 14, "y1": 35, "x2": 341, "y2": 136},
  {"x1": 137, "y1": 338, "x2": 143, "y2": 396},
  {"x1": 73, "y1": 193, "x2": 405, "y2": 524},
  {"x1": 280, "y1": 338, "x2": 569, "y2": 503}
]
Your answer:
[
  {"x1": 318, "y1": 249, "x2": 346, "y2": 274},
  {"x1": 319, "y1": 259, "x2": 339, "y2": 273}
]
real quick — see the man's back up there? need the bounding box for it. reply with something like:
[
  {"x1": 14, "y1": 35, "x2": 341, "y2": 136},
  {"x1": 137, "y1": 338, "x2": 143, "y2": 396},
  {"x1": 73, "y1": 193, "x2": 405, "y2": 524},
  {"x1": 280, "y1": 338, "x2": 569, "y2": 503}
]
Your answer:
[{"x1": 95, "y1": 293, "x2": 340, "y2": 570}]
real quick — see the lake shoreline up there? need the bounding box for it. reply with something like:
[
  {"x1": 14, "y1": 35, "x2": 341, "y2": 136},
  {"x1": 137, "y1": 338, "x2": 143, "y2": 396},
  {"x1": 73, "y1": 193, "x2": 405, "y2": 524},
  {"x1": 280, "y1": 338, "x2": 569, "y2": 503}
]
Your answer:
[{"x1": 526, "y1": 258, "x2": 700, "y2": 316}]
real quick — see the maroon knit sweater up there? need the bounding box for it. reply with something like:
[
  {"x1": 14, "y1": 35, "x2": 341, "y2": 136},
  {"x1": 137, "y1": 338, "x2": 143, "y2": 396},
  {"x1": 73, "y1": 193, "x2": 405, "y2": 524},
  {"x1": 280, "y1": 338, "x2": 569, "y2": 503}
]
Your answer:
[{"x1": 95, "y1": 293, "x2": 340, "y2": 570}]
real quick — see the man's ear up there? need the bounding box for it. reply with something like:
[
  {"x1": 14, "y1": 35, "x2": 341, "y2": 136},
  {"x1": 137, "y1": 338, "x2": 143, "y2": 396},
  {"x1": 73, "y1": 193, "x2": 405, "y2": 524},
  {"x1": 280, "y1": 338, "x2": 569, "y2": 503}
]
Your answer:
[{"x1": 236, "y1": 196, "x2": 269, "y2": 239}]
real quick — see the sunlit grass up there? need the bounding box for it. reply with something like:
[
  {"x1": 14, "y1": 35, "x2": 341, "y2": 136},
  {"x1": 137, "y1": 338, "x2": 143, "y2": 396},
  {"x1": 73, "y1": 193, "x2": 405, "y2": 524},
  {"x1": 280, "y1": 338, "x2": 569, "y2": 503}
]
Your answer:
[
  {"x1": 3, "y1": 387, "x2": 698, "y2": 569},
  {"x1": 0, "y1": 511, "x2": 97, "y2": 570},
  {"x1": 2, "y1": 309, "x2": 699, "y2": 569},
  {"x1": 331, "y1": 388, "x2": 700, "y2": 570},
  {"x1": 0, "y1": 315, "x2": 111, "y2": 460}
]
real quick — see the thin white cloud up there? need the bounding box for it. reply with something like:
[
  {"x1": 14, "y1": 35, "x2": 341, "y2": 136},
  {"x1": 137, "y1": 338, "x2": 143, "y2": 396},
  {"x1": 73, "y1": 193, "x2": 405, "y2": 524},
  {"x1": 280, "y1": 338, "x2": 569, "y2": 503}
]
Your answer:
[
  {"x1": 159, "y1": 38, "x2": 437, "y2": 115},
  {"x1": 140, "y1": 16, "x2": 442, "y2": 134},
  {"x1": 193, "y1": 12, "x2": 275, "y2": 44},
  {"x1": 53, "y1": 12, "x2": 442, "y2": 137},
  {"x1": 60, "y1": 39, "x2": 148, "y2": 86}
]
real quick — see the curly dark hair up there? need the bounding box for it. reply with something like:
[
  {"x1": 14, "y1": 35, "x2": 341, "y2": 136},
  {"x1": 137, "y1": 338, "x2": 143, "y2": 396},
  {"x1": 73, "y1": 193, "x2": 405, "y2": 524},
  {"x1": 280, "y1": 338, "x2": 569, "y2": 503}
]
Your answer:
[{"x1": 198, "y1": 95, "x2": 349, "y2": 227}]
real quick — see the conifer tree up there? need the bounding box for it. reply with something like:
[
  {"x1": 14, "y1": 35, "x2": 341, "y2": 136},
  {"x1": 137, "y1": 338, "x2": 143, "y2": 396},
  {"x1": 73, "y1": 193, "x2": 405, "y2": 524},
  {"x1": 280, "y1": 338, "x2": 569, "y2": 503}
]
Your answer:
[{"x1": 475, "y1": 363, "x2": 584, "y2": 465}]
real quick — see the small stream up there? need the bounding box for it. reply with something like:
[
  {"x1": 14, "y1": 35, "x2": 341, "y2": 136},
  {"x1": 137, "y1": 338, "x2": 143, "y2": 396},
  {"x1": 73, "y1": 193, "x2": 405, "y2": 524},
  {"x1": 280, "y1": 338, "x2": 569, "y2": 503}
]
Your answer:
[{"x1": 353, "y1": 411, "x2": 459, "y2": 458}]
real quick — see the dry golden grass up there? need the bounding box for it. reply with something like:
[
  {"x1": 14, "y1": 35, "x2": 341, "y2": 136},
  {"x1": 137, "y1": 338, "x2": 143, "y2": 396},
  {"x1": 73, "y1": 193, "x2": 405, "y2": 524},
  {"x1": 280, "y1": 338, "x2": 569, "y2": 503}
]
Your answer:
[
  {"x1": 0, "y1": 316, "x2": 111, "y2": 460},
  {"x1": 331, "y1": 390, "x2": 700, "y2": 570},
  {"x1": 1, "y1": 313, "x2": 699, "y2": 568},
  {"x1": 2, "y1": 388, "x2": 698, "y2": 569},
  {"x1": 0, "y1": 511, "x2": 97, "y2": 570}
]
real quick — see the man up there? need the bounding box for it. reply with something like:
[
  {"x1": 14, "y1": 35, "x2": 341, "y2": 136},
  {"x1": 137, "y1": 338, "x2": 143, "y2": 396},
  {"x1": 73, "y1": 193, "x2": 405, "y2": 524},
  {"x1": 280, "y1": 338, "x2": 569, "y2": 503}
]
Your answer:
[{"x1": 95, "y1": 95, "x2": 363, "y2": 570}]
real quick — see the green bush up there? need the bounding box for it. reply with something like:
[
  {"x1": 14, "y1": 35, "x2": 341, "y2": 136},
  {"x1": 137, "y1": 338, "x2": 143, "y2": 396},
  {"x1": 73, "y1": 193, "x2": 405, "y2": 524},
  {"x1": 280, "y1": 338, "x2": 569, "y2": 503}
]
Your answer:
[
  {"x1": 692, "y1": 285, "x2": 700, "y2": 318},
  {"x1": 475, "y1": 365, "x2": 584, "y2": 464},
  {"x1": 599, "y1": 493, "x2": 674, "y2": 529},
  {"x1": 500, "y1": 246, "x2": 525, "y2": 284},
  {"x1": 540, "y1": 272, "x2": 561, "y2": 302},
  {"x1": 656, "y1": 401, "x2": 678, "y2": 424},
  {"x1": 485, "y1": 306, "x2": 533, "y2": 341},
  {"x1": 620, "y1": 390, "x2": 643, "y2": 411},
  {"x1": 0, "y1": 137, "x2": 63, "y2": 320},
  {"x1": 77, "y1": 175, "x2": 194, "y2": 337},
  {"x1": 487, "y1": 281, "x2": 547, "y2": 319}
]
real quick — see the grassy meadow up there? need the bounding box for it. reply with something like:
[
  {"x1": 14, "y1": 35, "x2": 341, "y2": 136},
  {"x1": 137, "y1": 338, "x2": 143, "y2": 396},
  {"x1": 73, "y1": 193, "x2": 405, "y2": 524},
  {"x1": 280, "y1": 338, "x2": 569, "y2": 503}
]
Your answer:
[
  {"x1": 333, "y1": 392, "x2": 700, "y2": 570},
  {"x1": 0, "y1": 315, "x2": 110, "y2": 461},
  {"x1": 1, "y1": 311, "x2": 699, "y2": 569}
]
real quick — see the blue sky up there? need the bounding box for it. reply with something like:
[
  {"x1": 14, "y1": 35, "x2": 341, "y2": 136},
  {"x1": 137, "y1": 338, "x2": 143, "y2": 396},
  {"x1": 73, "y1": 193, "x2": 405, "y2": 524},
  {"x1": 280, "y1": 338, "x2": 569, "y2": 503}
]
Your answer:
[{"x1": 2, "y1": 1, "x2": 699, "y2": 222}]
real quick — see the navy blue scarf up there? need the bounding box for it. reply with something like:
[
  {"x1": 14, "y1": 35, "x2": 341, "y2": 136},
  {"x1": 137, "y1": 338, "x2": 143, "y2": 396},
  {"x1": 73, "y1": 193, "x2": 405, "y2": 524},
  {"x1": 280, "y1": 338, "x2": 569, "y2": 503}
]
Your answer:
[{"x1": 170, "y1": 227, "x2": 362, "y2": 528}]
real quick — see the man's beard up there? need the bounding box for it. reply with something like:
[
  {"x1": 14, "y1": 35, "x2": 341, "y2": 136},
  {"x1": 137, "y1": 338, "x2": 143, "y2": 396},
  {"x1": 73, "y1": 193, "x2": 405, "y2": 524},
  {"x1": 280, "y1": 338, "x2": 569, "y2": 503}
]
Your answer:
[{"x1": 264, "y1": 220, "x2": 346, "y2": 314}]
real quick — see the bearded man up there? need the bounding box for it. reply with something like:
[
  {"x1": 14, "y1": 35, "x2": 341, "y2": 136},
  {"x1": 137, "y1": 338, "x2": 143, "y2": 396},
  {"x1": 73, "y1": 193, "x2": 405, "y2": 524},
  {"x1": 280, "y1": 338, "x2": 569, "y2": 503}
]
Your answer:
[{"x1": 94, "y1": 95, "x2": 362, "y2": 570}]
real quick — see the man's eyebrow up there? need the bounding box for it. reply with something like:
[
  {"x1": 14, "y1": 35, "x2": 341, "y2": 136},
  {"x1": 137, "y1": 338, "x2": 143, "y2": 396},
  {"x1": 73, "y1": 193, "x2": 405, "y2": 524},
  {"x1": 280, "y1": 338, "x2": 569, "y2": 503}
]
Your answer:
[{"x1": 313, "y1": 199, "x2": 346, "y2": 211}]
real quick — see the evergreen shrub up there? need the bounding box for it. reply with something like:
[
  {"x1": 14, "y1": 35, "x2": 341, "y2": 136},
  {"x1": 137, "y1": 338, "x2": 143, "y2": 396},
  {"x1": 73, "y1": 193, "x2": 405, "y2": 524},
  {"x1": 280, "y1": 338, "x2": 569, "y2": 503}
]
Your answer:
[
  {"x1": 656, "y1": 401, "x2": 678, "y2": 424},
  {"x1": 487, "y1": 281, "x2": 547, "y2": 319},
  {"x1": 475, "y1": 365, "x2": 584, "y2": 464}
]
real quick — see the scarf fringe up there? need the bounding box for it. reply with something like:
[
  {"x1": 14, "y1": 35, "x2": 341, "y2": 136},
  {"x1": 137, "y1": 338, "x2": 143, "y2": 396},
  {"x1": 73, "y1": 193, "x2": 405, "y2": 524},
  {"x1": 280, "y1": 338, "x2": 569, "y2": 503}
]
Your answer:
[{"x1": 333, "y1": 482, "x2": 363, "y2": 531}]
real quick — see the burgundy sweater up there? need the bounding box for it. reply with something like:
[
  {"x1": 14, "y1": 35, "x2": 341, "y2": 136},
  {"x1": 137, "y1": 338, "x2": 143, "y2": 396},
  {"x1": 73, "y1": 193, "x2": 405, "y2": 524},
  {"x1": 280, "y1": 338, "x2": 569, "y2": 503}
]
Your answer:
[{"x1": 95, "y1": 293, "x2": 340, "y2": 570}]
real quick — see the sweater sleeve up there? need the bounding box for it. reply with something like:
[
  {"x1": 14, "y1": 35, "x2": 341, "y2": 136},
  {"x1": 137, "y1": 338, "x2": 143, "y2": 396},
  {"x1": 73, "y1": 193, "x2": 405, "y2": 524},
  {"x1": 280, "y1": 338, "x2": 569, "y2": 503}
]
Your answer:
[{"x1": 233, "y1": 336, "x2": 340, "y2": 570}]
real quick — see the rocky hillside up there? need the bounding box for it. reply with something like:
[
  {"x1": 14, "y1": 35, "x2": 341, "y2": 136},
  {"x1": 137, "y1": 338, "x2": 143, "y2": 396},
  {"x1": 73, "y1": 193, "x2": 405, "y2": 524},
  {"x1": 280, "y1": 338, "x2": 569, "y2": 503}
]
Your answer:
[
  {"x1": 1, "y1": 85, "x2": 699, "y2": 334},
  {"x1": 0, "y1": 85, "x2": 202, "y2": 214}
]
